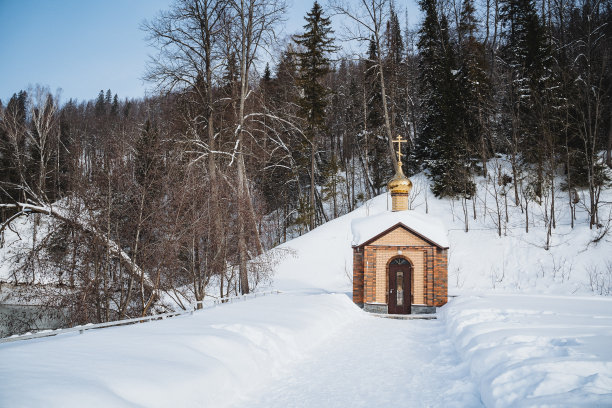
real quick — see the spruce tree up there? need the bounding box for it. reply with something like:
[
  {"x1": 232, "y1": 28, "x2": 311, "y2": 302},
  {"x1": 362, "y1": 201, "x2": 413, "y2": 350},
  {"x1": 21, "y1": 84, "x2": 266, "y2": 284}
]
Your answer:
[
  {"x1": 384, "y1": 8, "x2": 405, "y2": 137},
  {"x1": 294, "y1": 1, "x2": 335, "y2": 229},
  {"x1": 363, "y1": 37, "x2": 393, "y2": 193},
  {"x1": 263, "y1": 62, "x2": 272, "y2": 83},
  {"x1": 501, "y1": 0, "x2": 556, "y2": 194},
  {"x1": 457, "y1": 0, "x2": 490, "y2": 173},
  {"x1": 386, "y1": 9, "x2": 404, "y2": 68},
  {"x1": 294, "y1": 1, "x2": 334, "y2": 129},
  {"x1": 500, "y1": 0, "x2": 551, "y2": 141},
  {"x1": 417, "y1": 0, "x2": 474, "y2": 198},
  {"x1": 104, "y1": 89, "x2": 112, "y2": 106},
  {"x1": 95, "y1": 90, "x2": 105, "y2": 117},
  {"x1": 110, "y1": 94, "x2": 119, "y2": 117},
  {"x1": 366, "y1": 37, "x2": 384, "y2": 130}
]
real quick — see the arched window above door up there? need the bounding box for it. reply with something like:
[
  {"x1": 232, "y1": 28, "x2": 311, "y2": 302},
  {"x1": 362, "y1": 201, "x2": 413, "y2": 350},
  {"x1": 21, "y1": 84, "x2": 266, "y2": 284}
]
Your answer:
[{"x1": 390, "y1": 257, "x2": 409, "y2": 265}]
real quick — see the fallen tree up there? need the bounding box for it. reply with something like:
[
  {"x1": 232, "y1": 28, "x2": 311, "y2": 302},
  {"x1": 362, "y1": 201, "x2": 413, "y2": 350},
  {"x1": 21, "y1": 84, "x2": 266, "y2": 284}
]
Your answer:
[{"x1": 0, "y1": 202, "x2": 157, "y2": 293}]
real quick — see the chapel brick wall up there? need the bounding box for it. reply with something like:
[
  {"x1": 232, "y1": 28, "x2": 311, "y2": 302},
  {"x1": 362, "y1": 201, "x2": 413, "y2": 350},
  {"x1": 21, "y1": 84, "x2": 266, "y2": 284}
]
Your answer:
[
  {"x1": 371, "y1": 227, "x2": 428, "y2": 247},
  {"x1": 354, "y1": 225, "x2": 447, "y2": 311},
  {"x1": 363, "y1": 247, "x2": 377, "y2": 303},
  {"x1": 373, "y1": 248, "x2": 426, "y2": 305},
  {"x1": 391, "y1": 192, "x2": 410, "y2": 211},
  {"x1": 433, "y1": 248, "x2": 448, "y2": 306},
  {"x1": 425, "y1": 247, "x2": 434, "y2": 306},
  {"x1": 352, "y1": 249, "x2": 364, "y2": 305}
]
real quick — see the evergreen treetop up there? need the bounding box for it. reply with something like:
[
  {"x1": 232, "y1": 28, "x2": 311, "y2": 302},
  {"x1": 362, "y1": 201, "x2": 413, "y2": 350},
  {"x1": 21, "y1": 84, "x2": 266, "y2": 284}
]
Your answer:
[{"x1": 294, "y1": 1, "x2": 336, "y2": 128}]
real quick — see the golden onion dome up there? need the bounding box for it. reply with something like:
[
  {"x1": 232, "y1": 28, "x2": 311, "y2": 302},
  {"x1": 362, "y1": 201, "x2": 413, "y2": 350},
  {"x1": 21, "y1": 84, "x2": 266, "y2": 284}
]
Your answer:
[{"x1": 387, "y1": 168, "x2": 412, "y2": 194}]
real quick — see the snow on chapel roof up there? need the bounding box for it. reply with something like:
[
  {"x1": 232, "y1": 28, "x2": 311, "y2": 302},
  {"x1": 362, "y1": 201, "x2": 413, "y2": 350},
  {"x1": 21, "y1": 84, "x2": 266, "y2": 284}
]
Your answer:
[{"x1": 351, "y1": 210, "x2": 449, "y2": 248}]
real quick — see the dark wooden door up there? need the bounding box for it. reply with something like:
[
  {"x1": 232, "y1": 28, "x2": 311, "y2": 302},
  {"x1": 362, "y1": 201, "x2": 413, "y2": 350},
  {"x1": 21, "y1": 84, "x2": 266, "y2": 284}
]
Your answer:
[{"x1": 388, "y1": 258, "x2": 411, "y2": 314}]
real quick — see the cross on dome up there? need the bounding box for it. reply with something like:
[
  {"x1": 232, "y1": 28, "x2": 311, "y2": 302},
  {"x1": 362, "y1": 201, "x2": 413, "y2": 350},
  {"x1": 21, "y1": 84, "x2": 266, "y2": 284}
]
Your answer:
[
  {"x1": 393, "y1": 135, "x2": 406, "y2": 170},
  {"x1": 388, "y1": 135, "x2": 412, "y2": 211}
]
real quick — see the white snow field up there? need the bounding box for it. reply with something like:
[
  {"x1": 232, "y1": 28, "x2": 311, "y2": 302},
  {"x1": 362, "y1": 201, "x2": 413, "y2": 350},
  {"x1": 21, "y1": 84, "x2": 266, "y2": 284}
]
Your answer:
[
  {"x1": 1, "y1": 170, "x2": 612, "y2": 407},
  {"x1": 0, "y1": 293, "x2": 362, "y2": 407},
  {"x1": 2, "y1": 293, "x2": 610, "y2": 408}
]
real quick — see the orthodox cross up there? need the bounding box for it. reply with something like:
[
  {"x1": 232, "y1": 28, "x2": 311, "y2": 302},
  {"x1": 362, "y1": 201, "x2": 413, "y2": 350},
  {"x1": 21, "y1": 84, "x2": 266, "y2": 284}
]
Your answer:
[{"x1": 393, "y1": 135, "x2": 406, "y2": 171}]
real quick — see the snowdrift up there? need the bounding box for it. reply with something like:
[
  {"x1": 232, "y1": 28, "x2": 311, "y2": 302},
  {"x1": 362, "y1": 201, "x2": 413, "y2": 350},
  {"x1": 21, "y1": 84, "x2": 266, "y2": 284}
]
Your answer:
[
  {"x1": 0, "y1": 293, "x2": 361, "y2": 407},
  {"x1": 442, "y1": 294, "x2": 612, "y2": 407}
]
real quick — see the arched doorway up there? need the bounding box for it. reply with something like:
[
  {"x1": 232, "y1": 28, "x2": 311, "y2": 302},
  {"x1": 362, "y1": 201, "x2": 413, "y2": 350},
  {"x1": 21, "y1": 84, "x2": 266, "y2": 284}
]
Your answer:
[{"x1": 388, "y1": 257, "x2": 412, "y2": 314}]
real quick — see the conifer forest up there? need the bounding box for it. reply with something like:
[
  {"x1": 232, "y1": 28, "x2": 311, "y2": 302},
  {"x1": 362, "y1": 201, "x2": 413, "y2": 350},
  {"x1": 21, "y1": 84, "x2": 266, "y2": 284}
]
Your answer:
[{"x1": 0, "y1": 0, "x2": 611, "y2": 325}]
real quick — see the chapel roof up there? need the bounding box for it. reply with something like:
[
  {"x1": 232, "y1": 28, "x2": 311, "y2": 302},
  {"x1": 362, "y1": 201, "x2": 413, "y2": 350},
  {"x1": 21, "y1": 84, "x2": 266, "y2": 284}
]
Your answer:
[{"x1": 351, "y1": 210, "x2": 449, "y2": 249}]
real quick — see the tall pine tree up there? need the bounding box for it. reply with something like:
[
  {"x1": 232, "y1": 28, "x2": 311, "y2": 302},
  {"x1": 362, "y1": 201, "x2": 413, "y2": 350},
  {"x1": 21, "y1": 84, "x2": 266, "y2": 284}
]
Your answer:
[
  {"x1": 363, "y1": 37, "x2": 393, "y2": 194},
  {"x1": 417, "y1": 0, "x2": 474, "y2": 198},
  {"x1": 500, "y1": 0, "x2": 556, "y2": 198},
  {"x1": 294, "y1": 1, "x2": 335, "y2": 229},
  {"x1": 457, "y1": 0, "x2": 491, "y2": 174}
]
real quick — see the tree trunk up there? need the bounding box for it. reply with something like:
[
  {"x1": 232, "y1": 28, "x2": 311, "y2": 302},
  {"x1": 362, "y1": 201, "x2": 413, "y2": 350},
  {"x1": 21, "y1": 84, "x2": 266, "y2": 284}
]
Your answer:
[
  {"x1": 237, "y1": 78, "x2": 250, "y2": 294},
  {"x1": 376, "y1": 43, "x2": 399, "y2": 172},
  {"x1": 310, "y1": 132, "x2": 316, "y2": 230},
  {"x1": 607, "y1": 105, "x2": 612, "y2": 168},
  {"x1": 237, "y1": 159, "x2": 250, "y2": 294}
]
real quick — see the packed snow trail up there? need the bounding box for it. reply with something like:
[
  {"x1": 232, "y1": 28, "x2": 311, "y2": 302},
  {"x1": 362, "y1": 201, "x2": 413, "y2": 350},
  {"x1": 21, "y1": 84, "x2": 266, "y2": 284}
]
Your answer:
[{"x1": 232, "y1": 311, "x2": 482, "y2": 408}]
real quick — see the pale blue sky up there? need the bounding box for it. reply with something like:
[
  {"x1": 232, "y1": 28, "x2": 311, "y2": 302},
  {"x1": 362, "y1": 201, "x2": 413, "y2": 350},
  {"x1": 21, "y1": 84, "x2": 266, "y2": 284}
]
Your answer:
[{"x1": 0, "y1": 0, "x2": 420, "y2": 104}]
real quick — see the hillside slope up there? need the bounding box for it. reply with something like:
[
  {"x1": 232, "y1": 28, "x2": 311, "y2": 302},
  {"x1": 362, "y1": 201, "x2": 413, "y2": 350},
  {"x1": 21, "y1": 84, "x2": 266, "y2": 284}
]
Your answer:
[{"x1": 273, "y1": 172, "x2": 612, "y2": 297}]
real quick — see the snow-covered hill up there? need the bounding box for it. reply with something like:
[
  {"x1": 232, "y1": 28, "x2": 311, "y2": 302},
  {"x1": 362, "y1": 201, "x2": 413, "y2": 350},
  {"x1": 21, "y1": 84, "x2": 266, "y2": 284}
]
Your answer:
[
  {"x1": 273, "y1": 172, "x2": 612, "y2": 297},
  {"x1": 1, "y1": 171, "x2": 611, "y2": 407}
]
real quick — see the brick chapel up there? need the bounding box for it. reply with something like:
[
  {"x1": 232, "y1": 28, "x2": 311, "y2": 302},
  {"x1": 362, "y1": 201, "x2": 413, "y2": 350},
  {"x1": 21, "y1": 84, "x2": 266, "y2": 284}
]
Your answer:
[{"x1": 351, "y1": 138, "x2": 448, "y2": 315}]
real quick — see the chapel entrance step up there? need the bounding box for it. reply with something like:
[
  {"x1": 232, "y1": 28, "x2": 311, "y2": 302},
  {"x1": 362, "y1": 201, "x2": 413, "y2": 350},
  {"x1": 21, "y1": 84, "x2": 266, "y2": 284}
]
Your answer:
[{"x1": 370, "y1": 313, "x2": 437, "y2": 320}]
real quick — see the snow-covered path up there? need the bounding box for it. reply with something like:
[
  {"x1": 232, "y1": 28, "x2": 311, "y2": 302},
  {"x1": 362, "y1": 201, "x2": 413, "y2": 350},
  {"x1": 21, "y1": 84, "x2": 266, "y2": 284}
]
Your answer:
[
  {"x1": 0, "y1": 292, "x2": 481, "y2": 407},
  {"x1": 233, "y1": 314, "x2": 482, "y2": 408}
]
